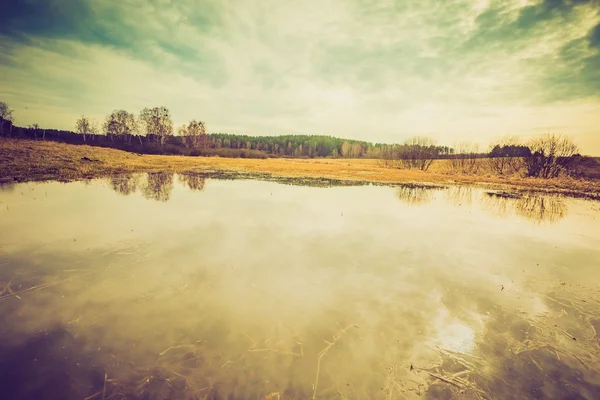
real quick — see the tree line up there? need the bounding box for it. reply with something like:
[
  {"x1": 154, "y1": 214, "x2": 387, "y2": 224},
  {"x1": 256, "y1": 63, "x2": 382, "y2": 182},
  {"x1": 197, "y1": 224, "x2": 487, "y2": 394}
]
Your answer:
[
  {"x1": 0, "y1": 101, "x2": 450, "y2": 159},
  {"x1": 0, "y1": 100, "x2": 586, "y2": 178}
]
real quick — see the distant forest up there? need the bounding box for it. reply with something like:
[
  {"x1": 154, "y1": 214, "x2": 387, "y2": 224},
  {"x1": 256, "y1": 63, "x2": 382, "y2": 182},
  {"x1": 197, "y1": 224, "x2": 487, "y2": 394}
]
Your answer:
[{"x1": 0, "y1": 117, "x2": 456, "y2": 160}]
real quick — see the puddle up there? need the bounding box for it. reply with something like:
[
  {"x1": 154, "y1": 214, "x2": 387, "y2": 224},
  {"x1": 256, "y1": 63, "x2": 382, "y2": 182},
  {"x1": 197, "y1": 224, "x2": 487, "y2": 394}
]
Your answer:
[{"x1": 0, "y1": 174, "x2": 599, "y2": 399}]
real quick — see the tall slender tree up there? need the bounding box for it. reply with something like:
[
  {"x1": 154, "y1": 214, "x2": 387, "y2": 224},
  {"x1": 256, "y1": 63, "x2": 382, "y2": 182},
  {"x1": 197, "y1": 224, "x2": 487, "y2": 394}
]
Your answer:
[
  {"x1": 0, "y1": 102, "x2": 14, "y2": 122},
  {"x1": 0, "y1": 101, "x2": 14, "y2": 136},
  {"x1": 139, "y1": 106, "x2": 173, "y2": 145},
  {"x1": 179, "y1": 120, "x2": 207, "y2": 149},
  {"x1": 75, "y1": 116, "x2": 98, "y2": 142},
  {"x1": 103, "y1": 110, "x2": 137, "y2": 142}
]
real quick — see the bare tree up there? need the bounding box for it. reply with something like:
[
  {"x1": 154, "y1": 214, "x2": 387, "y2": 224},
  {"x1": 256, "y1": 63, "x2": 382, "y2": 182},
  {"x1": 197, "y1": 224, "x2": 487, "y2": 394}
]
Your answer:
[
  {"x1": 139, "y1": 106, "x2": 173, "y2": 145},
  {"x1": 351, "y1": 142, "x2": 363, "y2": 158},
  {"x1": 524, "y1": 134, "x2": 578, "y2": 178},
  {"x1": 179, "y1": 120, "x2": 207, "y2": 149},
  {"x1": 293, "y1": 143, "x2": 303, "y2": 157},
  {"x1": 0, "y1": 101, "x2": 14, "y2": 136},
  {"x1": 26, "y1": 123, "x2": 48, "y2": 140},
  {"x1": 103, "y1": 110, "x2": 138, "y2": 142},
  {"x1": 487, "y1": 145, "x2": 510, "y2": 176},
  {"x1": 177, "y1": 125, "x2": 187, "y2": 139},
  {"x1": 390, "y1": 136, "x2": 440, "y2": 171},
  {"x1": 449, "y1": 142, "x2": 480, "y2": 174},
  {"x1": 28, "y1": 123, "x2": 40, "y2": 140},
  {"x1": 0, "y1": 102, "x2": 13, "y2": 122},
  {"x1": 341, "y1": 141, "x2": 351, "y2": 157},
  {"x1": 487, "y1": 136, "x2": 528, "y2": 175},
  {"x1": 75, "y1": 116, "x2": 98, "y2": 142},
  {"x1": 379, "y1": 144, "x2": 397, "y2": 167}
]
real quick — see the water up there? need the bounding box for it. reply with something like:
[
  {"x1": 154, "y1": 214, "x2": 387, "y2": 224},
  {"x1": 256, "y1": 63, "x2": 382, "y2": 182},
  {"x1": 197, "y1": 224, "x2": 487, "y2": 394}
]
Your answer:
[{"x1": 0, "y1": 173, "x2": 599, "y2": 399}]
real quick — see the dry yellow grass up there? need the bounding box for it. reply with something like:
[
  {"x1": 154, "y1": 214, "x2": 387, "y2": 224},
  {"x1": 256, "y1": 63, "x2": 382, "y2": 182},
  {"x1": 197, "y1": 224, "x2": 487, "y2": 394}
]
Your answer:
[{"x1": 1, "y1": 138, "x2": 599, "y2": 198}]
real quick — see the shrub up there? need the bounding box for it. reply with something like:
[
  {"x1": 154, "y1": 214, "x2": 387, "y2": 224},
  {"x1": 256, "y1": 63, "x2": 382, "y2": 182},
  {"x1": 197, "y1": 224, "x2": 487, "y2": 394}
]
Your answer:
[{"x1": 524, "y1": 134, "x2": 578, "y2": 178}]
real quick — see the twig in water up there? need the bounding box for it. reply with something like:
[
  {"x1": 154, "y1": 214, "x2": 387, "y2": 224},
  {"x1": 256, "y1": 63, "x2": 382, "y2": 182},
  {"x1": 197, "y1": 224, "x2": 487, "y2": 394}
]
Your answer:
[
  {"x1": 221, "y1": 351, "x2": 248, "y2": 369},
  {"x1": 0, "y1": 271, "x2": 96, "y2": 301},
  {"x1": 159, "y1": 344, "x2": 197, "y2": 357},
  {"x1": 67, "y1": 316, "x2": 84, "y2": 325},
  {"x1": 425, "y1": 371, "x2": 463, "y2": 389},
  {"x1": 312, "y1": 324, "x2": 354, "y2": 399},
  {"x1": 168, "y1": 369, "x2": 200, "y2": 394},
  {"x1": 247, "y1": 348, "x2": 302, "y2": 357},
  {"x1": 84, "y1": 391, "x2": 101, "y2": 400},
  {"x1": 102, "y1": 373, "x2": 107, "y2": 400},
  {"x1": 335, "y1": 384, "x2": 349, "y2": 400},
  {"x1": 0, "y1": 281, "x2": 56, "y2": 300},
  {"x1": 1, "y1": 281, "x2": 21, "y2": 300}
]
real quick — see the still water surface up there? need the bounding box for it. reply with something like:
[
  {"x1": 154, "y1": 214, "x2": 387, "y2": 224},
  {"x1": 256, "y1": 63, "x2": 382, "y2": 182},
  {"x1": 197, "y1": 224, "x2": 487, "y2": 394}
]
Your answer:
[{"x1": 0, "y1": 173, "x2": 599, "y2": 399}]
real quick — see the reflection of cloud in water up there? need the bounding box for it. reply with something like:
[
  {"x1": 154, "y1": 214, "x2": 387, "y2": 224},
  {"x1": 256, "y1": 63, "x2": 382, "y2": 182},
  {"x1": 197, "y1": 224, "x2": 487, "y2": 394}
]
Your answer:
[
  {"x1": 0, "y1": 179, "x2": 599, "y2": 398},
  {"x1": 484, "y1": 192, "x2": 567, "y2": 223},
  {"x1": 428, "y1": 309, "x2": 477, "y2": 354},
  {"x1": 0, "y1": 326, "x2": 105, "y2": 400},
  {"x1": 395, "y1": 184, "x2": 440, "y2": 205}
]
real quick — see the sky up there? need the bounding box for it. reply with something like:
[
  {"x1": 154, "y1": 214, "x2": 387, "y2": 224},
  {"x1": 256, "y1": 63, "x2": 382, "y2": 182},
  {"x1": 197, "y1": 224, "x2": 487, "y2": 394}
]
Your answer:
[{"x1": 1, "y1": 0, "x2": 599, "y2": 153}]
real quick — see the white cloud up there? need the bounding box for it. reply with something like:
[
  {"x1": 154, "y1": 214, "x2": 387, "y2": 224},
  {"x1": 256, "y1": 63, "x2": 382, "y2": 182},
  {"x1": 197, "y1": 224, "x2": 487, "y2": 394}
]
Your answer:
[{"x1": 0, "y1": 0, "x2": 599, "y2": 153}]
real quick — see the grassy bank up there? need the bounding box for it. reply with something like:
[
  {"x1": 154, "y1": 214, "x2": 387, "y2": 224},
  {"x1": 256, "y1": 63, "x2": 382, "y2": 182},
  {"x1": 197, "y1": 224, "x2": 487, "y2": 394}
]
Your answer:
[{"x1": 1, "y1": 138, "x2": 599, "y2": 198}]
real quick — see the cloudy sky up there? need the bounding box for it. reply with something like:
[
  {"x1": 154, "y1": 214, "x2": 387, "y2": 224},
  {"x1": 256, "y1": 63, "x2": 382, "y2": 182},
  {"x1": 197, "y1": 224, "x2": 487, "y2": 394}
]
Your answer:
[{"x1": 1, "y1": 0, "x2": 599, "y2": 152}]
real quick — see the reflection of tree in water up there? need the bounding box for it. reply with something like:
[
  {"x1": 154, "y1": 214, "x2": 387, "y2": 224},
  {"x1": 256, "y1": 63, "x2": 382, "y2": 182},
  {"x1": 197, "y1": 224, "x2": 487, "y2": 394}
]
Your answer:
[
  {"x1": 0, "y1": 182, "x2": 15, "y2": 192},
  {"x1": 177, "y1": 173, "x2": 206, "y2": 191},
  {"x1": 396, "y1": 185, "x2": 439, "y2": 205},
  {"x1": 444, "y1": 186, "x2": 473, "y2": 206},
  {"x1": 484, "y1": 192, "x2": 567, "y2": 223},
  {"x1": 108, "y1": 175, "x2": 139, "y2": 196},
  {"x1": 142, "y1": 172, "x2": 174, "y2": 202},
  {"x1": 515, "y1": 195, "x2": 567, "y2": 223}
]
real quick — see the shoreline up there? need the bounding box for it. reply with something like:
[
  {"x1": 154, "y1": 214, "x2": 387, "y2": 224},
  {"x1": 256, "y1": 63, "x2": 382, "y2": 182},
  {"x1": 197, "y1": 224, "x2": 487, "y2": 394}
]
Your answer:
[{"x1": 2, "y1": 138, "x2": 599, "y2": 199}]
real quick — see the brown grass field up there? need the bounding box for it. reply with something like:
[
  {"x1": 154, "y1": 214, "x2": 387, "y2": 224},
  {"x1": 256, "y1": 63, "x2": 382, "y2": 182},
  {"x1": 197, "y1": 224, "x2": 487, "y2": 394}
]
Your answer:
[{"x1": 1, "y1": 138, "x2": 599, "y2": 198}]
